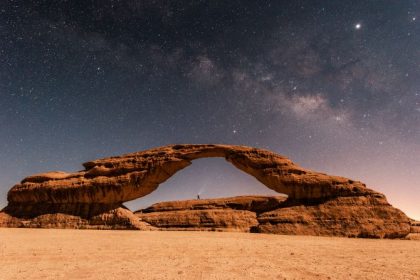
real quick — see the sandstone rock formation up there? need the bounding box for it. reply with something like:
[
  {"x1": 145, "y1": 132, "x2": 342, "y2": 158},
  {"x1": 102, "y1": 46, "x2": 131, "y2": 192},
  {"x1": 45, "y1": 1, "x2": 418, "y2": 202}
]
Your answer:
[
  {"x1": 406, "y1": 219, "x2": 420, "y2": 240},
  {"x1": 135, "y1": 195, "x2": 409, "y2": 238},
  {"x1": 0, "y1": 144, "x2": 411, "y2": 238},
  {"x1": 0, "y1": 206, "x2": 154, "y2": 230},
  {"x1": 410, "y1": 219, "x2": 420, "y2": 233},
  {"x1": 136, "y1": 196, "x2": 286, "y2": 232},
  {"x1": 257, "y1": 196, "x2": 409, "y2": 238}
]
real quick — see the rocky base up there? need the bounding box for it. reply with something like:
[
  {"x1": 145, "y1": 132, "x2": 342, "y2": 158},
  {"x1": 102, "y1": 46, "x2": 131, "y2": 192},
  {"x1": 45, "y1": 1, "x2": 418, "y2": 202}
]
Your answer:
[
  {"x1": 0, "y1": 205, "x2": 155, "y2": 230},
  {"x1": 136, "y1": 196, "x2": 287, "y2": 232},
  {"x1": 256, "y1": 195, "x2": 410, "y2": 238},
  {"x1": 0, "y1": 195, "x2": 411, "y2": 238},
  {"x1": 410, "y1": 219, "x2": 420, "y2": 234},
  {"x1": 135, "y1": 195, "x2": 410, "y2": 238},
  {"x1": 406, "y1": 220, "x2": 420, "y2": 240},
  {"x1": 137, "y1": 209, "x2": 258, "y2": 232}
]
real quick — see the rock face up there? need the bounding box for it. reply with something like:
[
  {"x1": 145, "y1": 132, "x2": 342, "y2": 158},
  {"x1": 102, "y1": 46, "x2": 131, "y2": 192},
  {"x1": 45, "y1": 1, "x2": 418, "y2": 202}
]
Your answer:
[
  {"x1": 406, "y1": 220, "x2": 420, "y2": 240},
  {"x1": 257, "y1": 196, "x2": 409, "y2": 238},
  {"x1": 410, "y1": 220, "x2": 420, "y2": 234},
  {"x1": 0, "y1": 144, "x2": 411, "y2": 238},
  {"x1": 135, "y1": 195, "x2": 409, "y2": 238},
  {"x1": 0, "y1": 206, "x2": 154, "y2": 230},
  {"x1": 136, "y1": 196, "x2": 286, "y2": 232}
]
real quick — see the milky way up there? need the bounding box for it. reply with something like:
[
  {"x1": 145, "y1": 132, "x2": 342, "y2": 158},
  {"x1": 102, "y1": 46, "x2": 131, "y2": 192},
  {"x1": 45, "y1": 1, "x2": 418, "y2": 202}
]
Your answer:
[{"x1": 1, "y1": 1, "x2": 419, "y2": 218}]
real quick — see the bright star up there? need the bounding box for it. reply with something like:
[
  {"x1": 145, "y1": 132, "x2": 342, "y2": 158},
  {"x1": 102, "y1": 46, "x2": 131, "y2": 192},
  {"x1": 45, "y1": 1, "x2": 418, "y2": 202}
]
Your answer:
[{"x1": 355, "y1": 23, "x2": 362, "y2": 30}]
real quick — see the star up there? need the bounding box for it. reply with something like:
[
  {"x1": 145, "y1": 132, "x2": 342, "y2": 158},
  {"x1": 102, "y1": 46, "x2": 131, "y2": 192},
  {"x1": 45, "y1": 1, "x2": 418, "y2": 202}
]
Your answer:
[{"x1": 354, "y1": 23, "x2": 362, "y2": 30}]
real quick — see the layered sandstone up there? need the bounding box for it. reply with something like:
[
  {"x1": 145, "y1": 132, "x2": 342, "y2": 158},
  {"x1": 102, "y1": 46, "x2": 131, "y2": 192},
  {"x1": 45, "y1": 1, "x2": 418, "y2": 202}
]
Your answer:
[
  {"x1": 136, "y1": 196, "x2": 286, "y2": 232},
  {"x1": 7, "y1": 144, "x2": 375, "y2": 205},
  {"x1": 138, "y1": 209, "x2": 258, "y2": 232},
  {"x1": 135, "y1": 195, "x2": 410, "y2": 238},
  {"x1": 0, "y1": 206, "x2": 154, "y2": 230},
  {"x1": 257, "y1": 196, "x2": 410, "y2": 238},
  {"x1": 139, "y1": 195, "x2": 287, "y2": 213},
  {"x1": 0, "y1": 144, "x2": 411, "y2": 237},
  {"x1": 410, "y1": 219, "x2": 420, "y2": 233}
]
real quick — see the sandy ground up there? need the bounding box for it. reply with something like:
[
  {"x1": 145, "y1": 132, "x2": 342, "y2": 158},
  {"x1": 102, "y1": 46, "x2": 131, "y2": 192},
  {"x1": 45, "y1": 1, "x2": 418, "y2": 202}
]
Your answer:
[{"x1": 0, "y1": 229, "x2": 419, "y2": 280}]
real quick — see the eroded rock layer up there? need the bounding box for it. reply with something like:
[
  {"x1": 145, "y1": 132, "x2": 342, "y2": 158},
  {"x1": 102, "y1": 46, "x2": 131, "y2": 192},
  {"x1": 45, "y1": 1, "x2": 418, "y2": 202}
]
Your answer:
[
  {"x1": 0, "y1": 207, "x2": 154, "y2": 230},
  {"x1": 6, "y1": 144, "x2": 376, "y2": 205},
  {"x1": 136, "y1": 196, "x2": 286, "y2": 232},
  {"x1": 135, "y1": 195, "x2": 410, "y2": 238},
  {"x1": 0, "y1": 144, "x2": 411, "y2": 237},
  {"x1": 257, "y1": 195, "x2": 410, "y2": 238},
  {"x1": 410, "y1": 220, "x2": 420, "y2": 234}
]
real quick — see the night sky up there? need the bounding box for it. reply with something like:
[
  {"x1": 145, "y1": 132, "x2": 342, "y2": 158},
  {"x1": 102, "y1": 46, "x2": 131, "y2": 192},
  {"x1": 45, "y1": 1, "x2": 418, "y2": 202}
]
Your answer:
[{"x1": 1, "y1": 1, "x2": 419, "y2": 219}]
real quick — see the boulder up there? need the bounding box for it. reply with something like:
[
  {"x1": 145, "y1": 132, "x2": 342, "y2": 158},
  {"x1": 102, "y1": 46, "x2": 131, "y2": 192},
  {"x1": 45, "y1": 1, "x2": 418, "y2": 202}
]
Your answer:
[{"x1": 256, "y1": 196, "x2": 410, "y2": 238}]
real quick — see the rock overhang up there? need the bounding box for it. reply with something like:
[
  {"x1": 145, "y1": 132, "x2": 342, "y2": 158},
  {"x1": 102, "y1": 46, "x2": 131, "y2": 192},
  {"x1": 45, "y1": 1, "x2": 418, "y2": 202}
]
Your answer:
[
  {"x1": 0, "y1": 144, "x2": 410, "y2": 238},
  {"x1": 7, "y1": 144, "x2": 374, "y2": 205}
]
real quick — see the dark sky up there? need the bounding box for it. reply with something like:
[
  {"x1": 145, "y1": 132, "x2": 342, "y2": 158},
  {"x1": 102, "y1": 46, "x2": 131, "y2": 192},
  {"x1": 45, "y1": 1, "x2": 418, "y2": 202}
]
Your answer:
[{"x1": 1, "y1": 1, "x2": 419, "y2": 218}]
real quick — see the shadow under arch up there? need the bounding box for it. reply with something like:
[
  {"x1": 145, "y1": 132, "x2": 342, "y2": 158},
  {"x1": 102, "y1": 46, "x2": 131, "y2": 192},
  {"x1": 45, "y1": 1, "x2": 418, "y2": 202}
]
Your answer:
[{"x1": 123, "y1": 157, "x2": 284, "y2": 211}]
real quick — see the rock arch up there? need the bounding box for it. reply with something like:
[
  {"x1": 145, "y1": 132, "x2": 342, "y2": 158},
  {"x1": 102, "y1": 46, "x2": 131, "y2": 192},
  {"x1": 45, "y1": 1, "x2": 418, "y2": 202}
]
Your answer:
[
  {"x1": 7, "y1": 144, "x2": 372, "y2": 205},
  {"x1": 0, "y1": 144, "x2": 411, "y2": 238}
]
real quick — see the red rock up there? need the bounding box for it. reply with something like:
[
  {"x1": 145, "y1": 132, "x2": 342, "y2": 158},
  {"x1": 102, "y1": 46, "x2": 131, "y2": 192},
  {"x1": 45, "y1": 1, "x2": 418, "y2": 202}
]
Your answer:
[
  {"x1": 410, "y1": 219, "x2": 420, "y2": 234},
  {"x1": 256, "y1": 196, "x2": 410, "y2": 238},
  {"x1": 135, "y1": 196, "x2": 286, "y2": 232},
  {"x1": 0, "y1": 144, "x2": 411, "y2": 238},
  {"x1": 138, "y1": 195, "x2": 287, "y2": 213},
  {"x1": 7, "y1": 144, "x2": 374, "y2": 205},
  {"x1": 138, "y1": 209, "x2": 258, "y2": 232}
]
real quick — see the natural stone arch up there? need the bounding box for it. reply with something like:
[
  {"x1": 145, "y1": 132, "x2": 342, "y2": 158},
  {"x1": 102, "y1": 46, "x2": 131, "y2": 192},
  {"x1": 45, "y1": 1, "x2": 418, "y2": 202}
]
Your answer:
[
  {"x1": 122, "y1": 156, "x2": 281, "y2": 211},
  {"x1": 0, "y1": 144, "x2": 411, "y2": 238},
  {"x1": 7, "y1": 144, "x2": 374, "y2": 206}
]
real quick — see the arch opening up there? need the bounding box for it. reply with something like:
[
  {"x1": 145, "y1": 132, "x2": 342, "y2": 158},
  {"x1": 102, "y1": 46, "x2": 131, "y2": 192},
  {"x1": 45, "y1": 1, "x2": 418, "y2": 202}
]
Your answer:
[{"x1": 124, "y1": 157, "x2": 286, "y2": 211}]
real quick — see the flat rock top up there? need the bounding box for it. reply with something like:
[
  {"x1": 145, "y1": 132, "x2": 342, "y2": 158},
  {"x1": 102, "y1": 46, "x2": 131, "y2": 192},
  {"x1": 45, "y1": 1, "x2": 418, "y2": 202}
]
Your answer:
[
  {"x1": 22, "y1": 171, "x2": 73, "y2": 183},
  {"x1": 136, "y1": 195, "x2": 288, "y2": 213},
  {"x1": 411, "y1": 219, "x2": 420, "y2": 225},
  {"x1": 82, "y1": 144, "x2": 292, "y2": 168}
]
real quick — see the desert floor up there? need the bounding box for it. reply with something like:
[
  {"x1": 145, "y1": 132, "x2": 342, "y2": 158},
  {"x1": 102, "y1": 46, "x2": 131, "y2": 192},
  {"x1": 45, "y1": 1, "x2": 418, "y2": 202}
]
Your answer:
[{"x1": 0, "y1": 229, "x2": 419, "y2": 280}]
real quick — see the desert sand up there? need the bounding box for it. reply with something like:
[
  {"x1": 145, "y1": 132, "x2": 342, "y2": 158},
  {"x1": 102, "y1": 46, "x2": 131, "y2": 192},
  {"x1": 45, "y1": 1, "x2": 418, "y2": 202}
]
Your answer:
[{"x1": 0, "y1": 229, "x2": 419, "y2": 280}]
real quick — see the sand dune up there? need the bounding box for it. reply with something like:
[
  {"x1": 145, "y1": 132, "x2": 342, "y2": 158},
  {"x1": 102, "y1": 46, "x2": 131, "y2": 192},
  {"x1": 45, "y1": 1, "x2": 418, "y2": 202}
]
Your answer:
[{"x1": 0, "y1": 229, "x2": 419, "y2": 280}]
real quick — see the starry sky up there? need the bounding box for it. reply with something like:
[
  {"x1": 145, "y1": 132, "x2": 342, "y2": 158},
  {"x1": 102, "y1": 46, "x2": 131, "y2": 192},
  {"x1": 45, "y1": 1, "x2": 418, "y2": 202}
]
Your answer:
[{"x1": 1, "y1": 1, "x2": 419, "y2": 219}]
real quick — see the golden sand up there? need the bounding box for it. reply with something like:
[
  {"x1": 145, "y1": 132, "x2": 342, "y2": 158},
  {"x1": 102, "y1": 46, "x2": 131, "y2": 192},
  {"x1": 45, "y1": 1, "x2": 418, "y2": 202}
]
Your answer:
[{"x1": 0, "y1": 228, "x2": 419, "y2": 279}]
